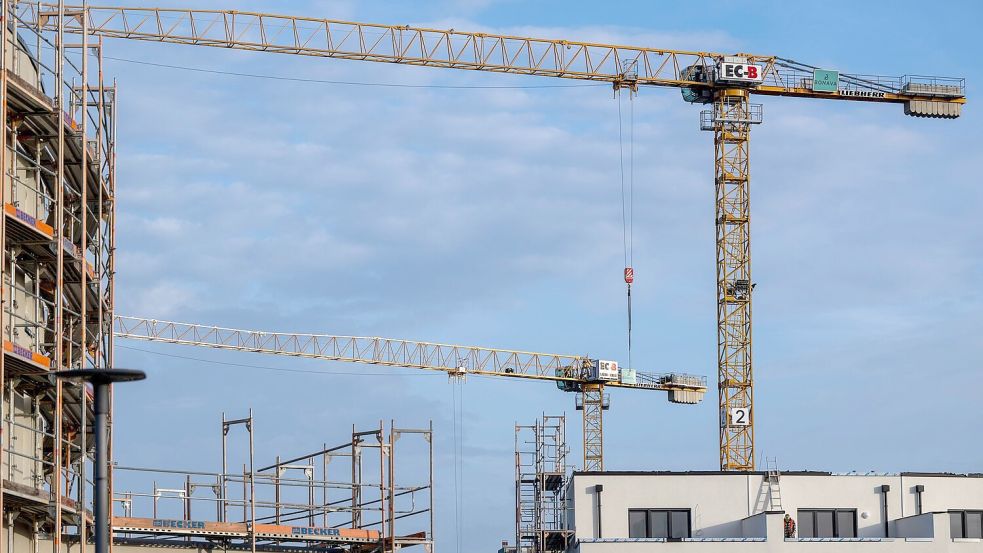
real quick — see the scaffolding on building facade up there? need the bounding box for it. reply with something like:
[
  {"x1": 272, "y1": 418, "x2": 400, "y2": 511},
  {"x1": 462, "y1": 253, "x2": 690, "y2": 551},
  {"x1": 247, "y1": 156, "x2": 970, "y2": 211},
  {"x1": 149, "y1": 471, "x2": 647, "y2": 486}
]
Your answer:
[
  {"x1": 514, "y1": 415, "x2": 572, "y2": 553},
  {"x1": 1, "y1": 2, "x2": 117, "y2": 553}
]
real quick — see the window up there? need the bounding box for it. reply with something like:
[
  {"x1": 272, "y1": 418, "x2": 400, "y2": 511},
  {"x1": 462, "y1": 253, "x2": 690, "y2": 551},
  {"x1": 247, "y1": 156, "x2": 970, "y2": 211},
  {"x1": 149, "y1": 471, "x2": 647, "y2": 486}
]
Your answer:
[
  {"x1": 628, "y1": 510, "x2": 646, "y2": 538},
  {"x1": 670, "y1": 511, "x2": 690, "y2": 539},
  {"x1": 836, "y1": 511, "x2": 857, "y2": 538},
  {"x1": 797, "y1": 509, "x2": 857, "y2": 538},
  {"x1": 799, "y1": 510, "x2": 814, "y2": 538},
  {"x1": 950, "y1": 511, "x2": 983, "y2": 539},
  {"x1": 627, "y1": 509, "x2": 690, "y2": 539},
  {"x1": 969, "y1": 512, "x2": 983, "y2": 539},
  {"x1": 648, "y1": 511, "x2": 668, "y2": 538},
  {"x1": 815, "y1": 511, "x2": 834, "y2": 537},
  {"x1": 950, "y1": 512, "x2": 963, "y2": 539}
]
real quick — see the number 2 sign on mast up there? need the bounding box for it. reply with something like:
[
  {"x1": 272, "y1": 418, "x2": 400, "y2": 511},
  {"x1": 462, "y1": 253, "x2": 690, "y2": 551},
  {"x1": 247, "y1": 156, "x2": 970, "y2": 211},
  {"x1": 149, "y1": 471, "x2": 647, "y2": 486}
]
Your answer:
[{"x1": 730, "y1": 407, "x2": 751, "y2": 426}]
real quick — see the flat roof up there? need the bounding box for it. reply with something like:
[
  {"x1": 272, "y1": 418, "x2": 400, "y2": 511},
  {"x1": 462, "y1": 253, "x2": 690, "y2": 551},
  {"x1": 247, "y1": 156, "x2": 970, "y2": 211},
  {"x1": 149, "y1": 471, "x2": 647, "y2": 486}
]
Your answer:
[{"x1": 573, "y1": 471, "x2": 983, "y2": 478}]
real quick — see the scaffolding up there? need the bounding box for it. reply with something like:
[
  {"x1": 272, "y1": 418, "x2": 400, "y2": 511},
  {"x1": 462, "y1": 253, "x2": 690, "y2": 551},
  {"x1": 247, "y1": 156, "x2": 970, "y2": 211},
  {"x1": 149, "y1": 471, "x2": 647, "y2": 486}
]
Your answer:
[
  {"x1": 1, "y1": 2, "x2": 117, "y2": 553},
  {"x1": 514, "y1": 415, "x2": 572, "y2": 553},
  {"x1": 110, "y1": 412, "x2": 435, "y2": 553}
]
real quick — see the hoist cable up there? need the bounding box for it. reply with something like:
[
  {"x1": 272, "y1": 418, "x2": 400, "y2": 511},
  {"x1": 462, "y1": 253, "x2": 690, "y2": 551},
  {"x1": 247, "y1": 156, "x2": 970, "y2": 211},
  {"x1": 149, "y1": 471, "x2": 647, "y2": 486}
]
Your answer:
[
  {"x1": 629, "y1": 92, "x2": 635, "y2": 269},
  {"x1": 627, "y1": 284, "x2": 633, "y2": 370},
  {"x1": 458, "y1": 380, "x2": 466, "y2": 553},
  {"x1": 628, "y1": 93, "x2": 635, "y2": 371},
  {"x1": 451, "y1": 381, "x2": 461, "y2": 552},
  {"x1": 617, "y1": 89, "x2": 636, "y2": 371},
  {"x1": 617, "y1": 92, "x2": 629, "y2": 269}
]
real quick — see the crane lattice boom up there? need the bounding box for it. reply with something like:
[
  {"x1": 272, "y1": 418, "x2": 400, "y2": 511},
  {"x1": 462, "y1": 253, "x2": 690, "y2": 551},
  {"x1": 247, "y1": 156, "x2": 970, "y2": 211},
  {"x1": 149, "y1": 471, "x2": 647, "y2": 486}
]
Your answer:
[
  {"x1": 113, "y1": 316, "x2": 707, "y2": 394},
  {"x1": 27, "y1": 4, "x2": 965, "y2": 111},
  {"x1": 114, "y1": 315, "x2": 707, "y2": 472}
]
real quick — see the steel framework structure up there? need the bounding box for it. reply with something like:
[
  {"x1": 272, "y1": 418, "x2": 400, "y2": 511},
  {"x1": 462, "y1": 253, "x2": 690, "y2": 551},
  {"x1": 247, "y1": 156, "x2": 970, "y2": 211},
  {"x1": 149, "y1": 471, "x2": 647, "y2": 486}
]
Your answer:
[
  {"x1": 108, "y1": 412, "x2": 434, "y2": 553},
  {"x1": 7, "y1": 3, "x2": 961, "y2": 475},
  {"x1": 705, "y1": 90, "x2": 758, "y2": 471},
  {"x1": 515, "y1": 414, "x2": 571, "y2": 553},
  {"x1": 111, "y1": 316, "x2": 704, "y2": 393},
  {"x1": 0, "y1": 4, "x2": 117, "y2": 553},
  {"x1": 575, "y1": 386, "x2": 605, "y2": 471},
  {"x1": 28, "y1": 4, "x2": 764, "y2": 88},
  {"x1": 20, "y1": 4, "x2": 968, "y2": 108}
]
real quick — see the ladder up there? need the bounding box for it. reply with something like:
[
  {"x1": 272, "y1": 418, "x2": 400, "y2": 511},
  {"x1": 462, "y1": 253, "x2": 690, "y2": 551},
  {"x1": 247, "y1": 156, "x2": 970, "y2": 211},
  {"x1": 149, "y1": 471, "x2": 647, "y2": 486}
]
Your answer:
[{"x1": 765, "y1": 457, "x2": 783, "y2": 511}]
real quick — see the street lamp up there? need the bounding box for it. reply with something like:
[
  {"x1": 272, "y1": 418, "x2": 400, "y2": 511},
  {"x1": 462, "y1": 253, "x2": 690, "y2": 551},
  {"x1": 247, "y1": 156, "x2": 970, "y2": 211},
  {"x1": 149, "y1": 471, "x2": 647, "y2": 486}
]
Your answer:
[{"x1": 55, "y1": 369, "x2": 146, "y2": 553}]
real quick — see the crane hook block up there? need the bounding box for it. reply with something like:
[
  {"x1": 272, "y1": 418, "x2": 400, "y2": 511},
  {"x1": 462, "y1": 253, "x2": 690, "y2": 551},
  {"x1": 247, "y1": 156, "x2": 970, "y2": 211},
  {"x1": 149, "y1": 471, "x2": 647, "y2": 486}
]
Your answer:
[{"x1": 624, "y1": 267, "x2": 634, "y2": 284}]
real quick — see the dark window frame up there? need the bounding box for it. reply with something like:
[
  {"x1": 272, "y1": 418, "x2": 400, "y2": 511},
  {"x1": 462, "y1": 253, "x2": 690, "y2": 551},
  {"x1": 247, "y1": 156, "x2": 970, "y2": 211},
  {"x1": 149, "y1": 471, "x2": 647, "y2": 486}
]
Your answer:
[
  {"x1": 950, "y1": 510, "x2": 983, "y2": 539},
  {"x1": 627, "y1": 509, "x2": 691, "y2": 539},
  {"x1": 797, "y1": 509, "x2": 858, "y2": 538}
]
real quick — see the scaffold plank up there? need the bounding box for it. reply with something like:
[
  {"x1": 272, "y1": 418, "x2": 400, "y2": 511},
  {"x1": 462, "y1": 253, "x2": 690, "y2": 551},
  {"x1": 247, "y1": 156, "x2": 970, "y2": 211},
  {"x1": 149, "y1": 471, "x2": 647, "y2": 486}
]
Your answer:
[{"x1": 112, "y1": 517, "x2": 381, "y2": 544}]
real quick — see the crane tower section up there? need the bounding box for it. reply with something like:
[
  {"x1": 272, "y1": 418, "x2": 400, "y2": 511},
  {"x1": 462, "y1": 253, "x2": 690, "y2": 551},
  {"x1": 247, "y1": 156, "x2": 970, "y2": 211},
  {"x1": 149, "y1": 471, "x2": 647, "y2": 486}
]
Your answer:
[
  {"x1": 706, "y1": 88, "x2": 758, "y2": 471},
  {"x1": 689, "y1": 57, "x2": 765, "y2": 470}
]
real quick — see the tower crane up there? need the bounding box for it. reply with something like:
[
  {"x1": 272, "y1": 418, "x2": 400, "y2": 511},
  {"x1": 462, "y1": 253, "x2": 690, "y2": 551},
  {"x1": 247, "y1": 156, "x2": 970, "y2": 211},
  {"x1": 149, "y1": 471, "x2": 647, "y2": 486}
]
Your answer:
[
  {"x1": 28, "y1": 3, "x2": 966, "y2": 471},
  {"x1": 113, "y1": 315, "x2": 707, "y2": 471}
]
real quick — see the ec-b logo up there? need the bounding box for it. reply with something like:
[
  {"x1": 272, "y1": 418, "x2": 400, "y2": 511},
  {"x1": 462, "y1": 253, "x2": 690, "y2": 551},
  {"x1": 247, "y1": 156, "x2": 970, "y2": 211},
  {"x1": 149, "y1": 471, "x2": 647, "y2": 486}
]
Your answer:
[{"x1": 718, "y1": 62, "x2": 763, "y2": 83}]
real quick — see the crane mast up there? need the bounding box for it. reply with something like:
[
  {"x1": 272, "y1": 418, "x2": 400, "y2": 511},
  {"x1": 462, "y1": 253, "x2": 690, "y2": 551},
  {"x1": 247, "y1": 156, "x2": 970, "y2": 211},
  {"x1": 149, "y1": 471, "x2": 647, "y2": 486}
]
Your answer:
[
  {"x1": 709, "y1": 89, "x2": 757, "y2": 470},
  {"x1": 31, "y1": 4, "x2": 965, "y2": 471}
]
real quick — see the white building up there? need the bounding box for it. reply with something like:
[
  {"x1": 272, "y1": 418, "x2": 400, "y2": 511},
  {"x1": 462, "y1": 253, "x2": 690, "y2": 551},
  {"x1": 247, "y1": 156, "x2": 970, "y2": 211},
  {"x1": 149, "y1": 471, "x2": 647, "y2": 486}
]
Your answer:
[{"x1": 567, "y1": 471, "x2": 983, "y2": 551}]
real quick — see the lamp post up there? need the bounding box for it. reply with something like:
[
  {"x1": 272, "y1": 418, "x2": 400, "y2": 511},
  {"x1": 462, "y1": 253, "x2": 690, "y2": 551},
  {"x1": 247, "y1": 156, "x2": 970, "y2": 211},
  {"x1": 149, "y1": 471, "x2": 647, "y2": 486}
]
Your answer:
[{"x1": 55, "y1": 369, "x2": 146, "y2": 553}]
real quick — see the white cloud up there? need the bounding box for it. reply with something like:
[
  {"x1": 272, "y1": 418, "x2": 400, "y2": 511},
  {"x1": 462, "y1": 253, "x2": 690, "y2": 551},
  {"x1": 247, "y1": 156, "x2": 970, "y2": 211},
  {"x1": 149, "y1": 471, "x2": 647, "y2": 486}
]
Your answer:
[{"x1": 125, "y1": 280, "x2": 199, "y2": 318}]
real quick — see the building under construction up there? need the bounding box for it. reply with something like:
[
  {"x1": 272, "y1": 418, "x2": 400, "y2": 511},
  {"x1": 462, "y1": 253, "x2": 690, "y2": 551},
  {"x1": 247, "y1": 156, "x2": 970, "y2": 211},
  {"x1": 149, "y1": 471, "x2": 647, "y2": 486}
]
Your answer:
[
  {"x1": 1, "y1": 3, "x2": 115, "y2": 553},
  {"x1": 108, "y1": 413, "x2": 434, "y2": 553},
  {"x1": 0, "y1": 2, "x2": 974, "y2": 553}
]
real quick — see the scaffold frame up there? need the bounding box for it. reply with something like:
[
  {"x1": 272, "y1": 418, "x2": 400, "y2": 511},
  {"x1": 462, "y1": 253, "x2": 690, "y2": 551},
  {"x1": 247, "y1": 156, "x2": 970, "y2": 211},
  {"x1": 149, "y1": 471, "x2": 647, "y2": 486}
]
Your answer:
[
  {"x1": 514, "y1": 414, "x2": 572, "y2": 553},
  {"x1": 0, "y1": 3, "x2": 117, "y2": 553},
  {"x1": 108, "y1": 413, "x2": 434, "y2": 553}
]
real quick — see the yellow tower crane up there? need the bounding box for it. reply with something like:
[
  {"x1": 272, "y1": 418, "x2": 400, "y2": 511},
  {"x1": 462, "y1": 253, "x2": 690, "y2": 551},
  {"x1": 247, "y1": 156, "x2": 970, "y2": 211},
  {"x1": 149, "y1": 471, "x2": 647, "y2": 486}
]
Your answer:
[
  {"x1": 113, "y1": 316, "x2": 708, "y2": 471},
  {"x1": 28, "y1": 3, "x2": 966, "y2": 471}
]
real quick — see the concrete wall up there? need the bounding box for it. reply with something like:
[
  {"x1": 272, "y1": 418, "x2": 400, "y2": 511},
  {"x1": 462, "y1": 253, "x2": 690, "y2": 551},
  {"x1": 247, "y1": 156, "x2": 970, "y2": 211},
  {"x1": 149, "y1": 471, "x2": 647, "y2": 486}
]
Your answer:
[
  {"x1": 894, "y1": 512, "x2": 940, "y2": 539},
  {"x1": 740, "y1": 513, "x2": 768, "y2": 539},
  {"x1": 3, "y1": 29, "x2": 52, "y2": 354},
  {"x1": 574, "y1": 473, "x2": 751, "y2": 540},
  {"x1": 4, "y1": 26, "x2": 48, "y2": 223},
  {"x1": 5, "y1": 388, "x2": 45, "y2": 488},
  {"x1": 569, "y1": 472, "x2": 983, "y2": 551},
  {"x1": 4, "y1": 28, "x2": 43, "y2": 88},
  {"x1": 3, "y1": 265, "x2": 46, "y2": 353}
]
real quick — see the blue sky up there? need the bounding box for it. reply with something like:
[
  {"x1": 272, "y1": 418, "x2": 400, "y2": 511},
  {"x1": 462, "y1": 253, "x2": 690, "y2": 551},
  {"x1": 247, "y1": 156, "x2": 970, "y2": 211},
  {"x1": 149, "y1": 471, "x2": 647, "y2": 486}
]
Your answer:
[{"x1": 104, "y1": 0, "x2": 982, "y2": 550}]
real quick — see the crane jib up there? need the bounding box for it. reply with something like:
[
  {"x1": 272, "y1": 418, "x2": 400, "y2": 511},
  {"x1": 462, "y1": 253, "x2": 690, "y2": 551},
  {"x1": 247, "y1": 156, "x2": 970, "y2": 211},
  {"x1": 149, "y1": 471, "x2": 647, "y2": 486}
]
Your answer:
[
  {"x1": 112, "y1": 316, "x2": 707, "y2": 399},
  {"x1": 25, "y1": 4, "x2": 963, "y2": 113}
]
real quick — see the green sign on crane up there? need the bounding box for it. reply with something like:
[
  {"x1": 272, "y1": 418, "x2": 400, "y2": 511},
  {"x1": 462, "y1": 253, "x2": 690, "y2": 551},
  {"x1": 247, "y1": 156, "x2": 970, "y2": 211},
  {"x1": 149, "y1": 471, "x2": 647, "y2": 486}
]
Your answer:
[{"x1": 813, "y1": 69, "x2": 839, "y2": 92}]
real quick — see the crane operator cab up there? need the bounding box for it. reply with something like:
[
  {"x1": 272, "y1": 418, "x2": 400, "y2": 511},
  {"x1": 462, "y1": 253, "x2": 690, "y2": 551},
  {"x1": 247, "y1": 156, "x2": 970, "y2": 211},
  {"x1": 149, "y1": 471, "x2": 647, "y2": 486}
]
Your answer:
[
  {"x1": 681, "y1": 64, "x2": 713, "y2": 103},
  {"x1": 555, "y1": 358, "x2": 620, "y2": 391}
]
